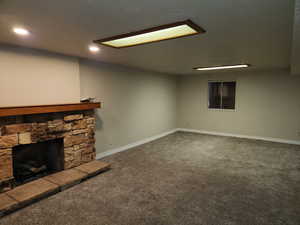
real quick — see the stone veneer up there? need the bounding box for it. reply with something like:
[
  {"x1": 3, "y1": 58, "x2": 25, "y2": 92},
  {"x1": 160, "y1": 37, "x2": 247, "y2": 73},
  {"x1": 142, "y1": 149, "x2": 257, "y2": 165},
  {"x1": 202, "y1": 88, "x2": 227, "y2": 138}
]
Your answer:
[{"x1": 0, "y1": 110, "x2": 96, "y2": 193}]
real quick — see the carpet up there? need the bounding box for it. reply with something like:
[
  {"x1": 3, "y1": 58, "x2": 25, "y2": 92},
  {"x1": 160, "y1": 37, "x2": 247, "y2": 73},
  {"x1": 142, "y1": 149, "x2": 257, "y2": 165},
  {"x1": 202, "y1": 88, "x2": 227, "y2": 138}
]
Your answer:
[{"x1": 1, "y1": 132, "x2": 299, "y2": 225}]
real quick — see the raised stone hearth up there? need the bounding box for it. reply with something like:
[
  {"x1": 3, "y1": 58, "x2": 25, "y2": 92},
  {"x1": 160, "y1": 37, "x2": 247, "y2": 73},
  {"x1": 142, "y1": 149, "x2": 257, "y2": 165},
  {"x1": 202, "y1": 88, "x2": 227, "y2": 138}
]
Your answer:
[
  {"x1": 0, "y1": 160, "x2": 110, "y2": 217},
  {"x1": 0, "y1": 109, "x2": 97, "y2": 193}
]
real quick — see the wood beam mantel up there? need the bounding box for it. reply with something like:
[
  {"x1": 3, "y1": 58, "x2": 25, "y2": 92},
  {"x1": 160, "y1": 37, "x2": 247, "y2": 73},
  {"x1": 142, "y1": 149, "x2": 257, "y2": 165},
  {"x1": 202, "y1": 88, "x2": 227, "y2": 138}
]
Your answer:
[{"x1": 0, "y1": 102, "x2": 101, "y2": 117}]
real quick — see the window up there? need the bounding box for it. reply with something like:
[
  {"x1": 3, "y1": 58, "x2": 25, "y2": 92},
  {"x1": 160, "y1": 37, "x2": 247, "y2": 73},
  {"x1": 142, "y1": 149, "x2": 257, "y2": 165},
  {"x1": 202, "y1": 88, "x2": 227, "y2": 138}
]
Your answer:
[{"x1": 208, "y1": 81, "x2": 236, "y2": 110}]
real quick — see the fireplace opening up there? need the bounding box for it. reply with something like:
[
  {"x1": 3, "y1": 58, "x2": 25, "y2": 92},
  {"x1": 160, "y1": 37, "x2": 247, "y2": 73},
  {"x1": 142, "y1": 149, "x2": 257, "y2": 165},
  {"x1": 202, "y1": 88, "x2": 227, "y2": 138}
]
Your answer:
[{"x1": 12, "y1": 139, "x2": 64, "y2": 185}]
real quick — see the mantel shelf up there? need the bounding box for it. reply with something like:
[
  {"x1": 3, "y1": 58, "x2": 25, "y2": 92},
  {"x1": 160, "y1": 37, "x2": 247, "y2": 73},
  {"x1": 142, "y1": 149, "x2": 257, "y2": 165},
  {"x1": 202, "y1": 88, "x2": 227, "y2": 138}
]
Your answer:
[{"x1": 0, "y1": 102, "x2": 101, "y2": 117}]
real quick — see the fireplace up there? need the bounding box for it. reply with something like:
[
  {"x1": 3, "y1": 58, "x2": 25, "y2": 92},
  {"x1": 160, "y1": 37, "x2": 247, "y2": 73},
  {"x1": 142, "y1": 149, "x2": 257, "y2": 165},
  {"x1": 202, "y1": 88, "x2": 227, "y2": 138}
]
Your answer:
[
  {"x1": 12, "y1": 138, "x2": 64, "y2": 185},
  {"x1": 0, "y1": 103, "x2": 112, "y2": 217},
  {"x1": 0, "y1": 103, "x2": 101, "y2": 193}
]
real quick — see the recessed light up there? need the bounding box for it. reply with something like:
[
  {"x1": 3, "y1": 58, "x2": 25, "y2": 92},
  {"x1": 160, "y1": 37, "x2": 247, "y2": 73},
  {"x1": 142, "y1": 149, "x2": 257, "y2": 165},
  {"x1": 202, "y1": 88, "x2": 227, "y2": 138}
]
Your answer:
[
  {"x1": 89, "y1": 45, "x2": 100, "y2": 53},
  {"x1": 94, "y1": 19, "x2": 205, "y2": 48},
  {"x1": 13, "y1": 27, "x2": 30, "y2": 36},
  {"x1": 194, "y1": 64, "x2": 250, "y2": 71}
]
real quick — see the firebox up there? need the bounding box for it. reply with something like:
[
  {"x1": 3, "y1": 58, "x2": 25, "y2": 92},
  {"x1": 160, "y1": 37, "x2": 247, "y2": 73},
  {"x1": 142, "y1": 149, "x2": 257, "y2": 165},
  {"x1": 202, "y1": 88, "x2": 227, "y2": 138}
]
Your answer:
[{"x1": 12, "y1": 139, "x2": 64, "y2": 185}]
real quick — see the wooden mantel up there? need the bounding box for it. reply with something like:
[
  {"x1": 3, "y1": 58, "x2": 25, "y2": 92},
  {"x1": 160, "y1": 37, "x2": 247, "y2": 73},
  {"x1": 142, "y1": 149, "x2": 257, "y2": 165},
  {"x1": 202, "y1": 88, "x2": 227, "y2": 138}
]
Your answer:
[{"x1": 0, "y1": 102, "x2": 101, "y2": 117}]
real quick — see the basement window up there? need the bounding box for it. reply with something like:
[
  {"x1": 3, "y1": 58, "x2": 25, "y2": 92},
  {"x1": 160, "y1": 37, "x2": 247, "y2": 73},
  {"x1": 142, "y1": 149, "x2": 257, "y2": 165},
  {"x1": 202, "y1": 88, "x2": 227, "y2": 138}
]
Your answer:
[{"x1": 208, "y1": 81, "x2": 236, "y2": 110}]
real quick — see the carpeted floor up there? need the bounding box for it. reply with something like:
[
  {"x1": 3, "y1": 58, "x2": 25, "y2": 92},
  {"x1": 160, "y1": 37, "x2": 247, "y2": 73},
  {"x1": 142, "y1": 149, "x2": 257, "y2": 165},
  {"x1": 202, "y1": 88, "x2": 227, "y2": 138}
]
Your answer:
[{"x1": 1, "y1": 132, "x2": 300, "y2": 225}]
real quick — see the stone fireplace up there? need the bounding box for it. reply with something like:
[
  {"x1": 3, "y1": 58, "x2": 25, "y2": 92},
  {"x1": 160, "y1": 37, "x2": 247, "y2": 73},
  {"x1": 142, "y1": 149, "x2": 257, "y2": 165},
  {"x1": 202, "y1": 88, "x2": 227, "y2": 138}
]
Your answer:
[{"x1": 0, "y1": 104, "x2": 99, "y2": 193}]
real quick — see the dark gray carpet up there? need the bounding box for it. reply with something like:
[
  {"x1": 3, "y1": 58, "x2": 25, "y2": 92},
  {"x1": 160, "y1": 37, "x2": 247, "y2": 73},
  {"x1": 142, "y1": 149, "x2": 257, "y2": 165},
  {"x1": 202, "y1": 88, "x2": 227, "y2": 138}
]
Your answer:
[{"x1": 1, "y1": 132, "x2": 300, "y2": 225}]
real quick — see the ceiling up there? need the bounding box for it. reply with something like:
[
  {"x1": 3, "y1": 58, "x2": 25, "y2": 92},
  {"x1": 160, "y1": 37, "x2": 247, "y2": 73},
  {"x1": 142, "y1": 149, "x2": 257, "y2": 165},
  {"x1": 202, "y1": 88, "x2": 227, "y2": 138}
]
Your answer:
[{"x1": 0, "y1": 0, "x2": 296, "y2": 75}]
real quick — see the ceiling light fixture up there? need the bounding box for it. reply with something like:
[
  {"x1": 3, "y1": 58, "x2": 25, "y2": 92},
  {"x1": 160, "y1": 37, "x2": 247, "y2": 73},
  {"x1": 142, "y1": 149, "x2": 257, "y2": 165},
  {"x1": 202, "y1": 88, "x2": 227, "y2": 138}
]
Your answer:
[
  {"x1": 13, "y1": 27, "x2": 30, "y2": 36},
  {"x1": 94, "y1": 19, "x2": 205, "y2": 48},
  {"x1": 89, "y1": 45, "x2": 100, "y2": 53},
  {"x1": 194, "y1": 64, "x2": 250, "y2": 71}
]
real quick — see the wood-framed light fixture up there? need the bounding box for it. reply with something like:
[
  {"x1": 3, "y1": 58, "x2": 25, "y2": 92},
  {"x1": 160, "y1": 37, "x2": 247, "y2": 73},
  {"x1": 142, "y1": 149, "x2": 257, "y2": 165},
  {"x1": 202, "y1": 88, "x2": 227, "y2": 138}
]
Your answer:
[{"x1": 94, "y1": 19, "x2": 205, "y2": 48}]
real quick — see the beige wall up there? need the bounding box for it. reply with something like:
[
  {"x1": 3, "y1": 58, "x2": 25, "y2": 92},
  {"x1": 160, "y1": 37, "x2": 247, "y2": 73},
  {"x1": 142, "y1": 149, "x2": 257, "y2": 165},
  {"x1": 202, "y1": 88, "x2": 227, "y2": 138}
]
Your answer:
[
  {"x1": 1, "y1": 43, "x2": 299, "y2": 154},
  {"x1": 0, "y1": 45, "x2": 177, "y2": 155},
  {"x1": 0, "y1": 45, "x2": 80, "y2": 106},
  {"x1": 177, "y1": 69, "x2": 300, "y2": 141},
  {"x1": 79, "y1": 59, "x2": 177, "y2": 154}
]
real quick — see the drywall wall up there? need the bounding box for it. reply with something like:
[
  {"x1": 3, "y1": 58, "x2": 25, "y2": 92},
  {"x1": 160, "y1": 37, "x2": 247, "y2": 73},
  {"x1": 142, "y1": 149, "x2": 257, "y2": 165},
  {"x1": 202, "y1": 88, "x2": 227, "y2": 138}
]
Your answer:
[
  {"x1": 0, "y1": 45, "x2": 80, "y2": 106},
  {"x1": 79, "y1": 59, "x2": 177, "y2": 154},
  {"x1": 291, "y1": 0, "x2": 300, "y2": 75},
  {"x1": 2, "y1": 42, "x2": 299, "y2": 155},
  {"x1": 0, "y1": 44, "x2": 177, "y2": 155},
  {"x1": 177, "y1": 69, "x2": 300, "y2": 141}
]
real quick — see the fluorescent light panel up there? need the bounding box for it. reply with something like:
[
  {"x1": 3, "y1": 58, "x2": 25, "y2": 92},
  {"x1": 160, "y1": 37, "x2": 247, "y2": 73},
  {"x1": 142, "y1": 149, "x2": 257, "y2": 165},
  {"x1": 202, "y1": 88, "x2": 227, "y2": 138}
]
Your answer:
[
  {"x1": 94, "y1": 20, "x2": 205, "y2": 48},
  {"x1": 195, "y1": 64, "x2": 250, "y2": 71}
]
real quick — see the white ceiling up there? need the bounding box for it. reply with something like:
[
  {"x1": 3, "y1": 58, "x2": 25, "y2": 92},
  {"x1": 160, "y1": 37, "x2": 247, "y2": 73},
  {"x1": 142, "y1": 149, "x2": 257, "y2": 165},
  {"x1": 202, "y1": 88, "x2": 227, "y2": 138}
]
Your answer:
[{"x1": 0, "y1": 0, "x2": 296, "y2": 75}]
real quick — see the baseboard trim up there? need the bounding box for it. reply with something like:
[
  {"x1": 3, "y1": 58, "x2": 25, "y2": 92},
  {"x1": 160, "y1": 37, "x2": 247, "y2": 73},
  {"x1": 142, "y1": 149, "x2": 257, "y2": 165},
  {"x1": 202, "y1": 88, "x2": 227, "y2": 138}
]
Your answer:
[
  {"x1": 177, "y1": 128, "x2": 300, "y2": 145},
  {"x1": 96, "y1": 128, "x2": 300, "y2": 160},
  {"x1": 96, "y1": 129, "x2": 178, "y2": 160}
]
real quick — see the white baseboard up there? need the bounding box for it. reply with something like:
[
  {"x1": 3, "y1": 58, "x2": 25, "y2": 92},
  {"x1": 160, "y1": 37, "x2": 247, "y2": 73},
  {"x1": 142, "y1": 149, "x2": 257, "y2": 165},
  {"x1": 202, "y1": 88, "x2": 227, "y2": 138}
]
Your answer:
[
  {"x1": 96, "y1": 129, "x2": 178, "y2": 159},
  {"x1": 96, "y1": 128, "x2": 300, "y2": 160},
  {"x1": 177, "y1": 128, "x2": 300, "y2": 145}
]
